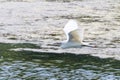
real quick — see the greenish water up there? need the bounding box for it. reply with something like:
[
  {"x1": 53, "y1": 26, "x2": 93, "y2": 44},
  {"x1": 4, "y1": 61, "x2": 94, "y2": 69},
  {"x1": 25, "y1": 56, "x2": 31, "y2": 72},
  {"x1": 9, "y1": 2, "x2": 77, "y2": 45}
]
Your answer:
[{"x1": 0, "y1": 43, "x2": 120, "y2": 80}]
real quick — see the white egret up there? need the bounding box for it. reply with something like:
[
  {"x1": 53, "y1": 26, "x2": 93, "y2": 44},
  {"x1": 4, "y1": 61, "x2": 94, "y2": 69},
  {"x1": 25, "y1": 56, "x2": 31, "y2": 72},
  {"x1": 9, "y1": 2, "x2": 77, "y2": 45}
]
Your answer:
[{"x1": 61, "y1": 19, "x2": 90, "y2": 49}]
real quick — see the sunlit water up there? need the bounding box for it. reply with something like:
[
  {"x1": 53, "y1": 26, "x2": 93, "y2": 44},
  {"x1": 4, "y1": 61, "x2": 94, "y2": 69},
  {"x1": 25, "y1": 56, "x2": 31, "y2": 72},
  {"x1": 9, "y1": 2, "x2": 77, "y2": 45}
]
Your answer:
[
  {"x1": 0, "y1": 0, "x2": 120, "y2": 80},
  {"x1": 0, "y1": 43, "x2": 120, "y2": 80}
]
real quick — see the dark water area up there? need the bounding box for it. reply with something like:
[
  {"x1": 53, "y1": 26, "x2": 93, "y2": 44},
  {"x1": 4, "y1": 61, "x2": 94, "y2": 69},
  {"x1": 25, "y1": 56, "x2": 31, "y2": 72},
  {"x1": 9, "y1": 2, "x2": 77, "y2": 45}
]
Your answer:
[{"x1": 0, "y1": 43, "x2": 120, "y2": 80}]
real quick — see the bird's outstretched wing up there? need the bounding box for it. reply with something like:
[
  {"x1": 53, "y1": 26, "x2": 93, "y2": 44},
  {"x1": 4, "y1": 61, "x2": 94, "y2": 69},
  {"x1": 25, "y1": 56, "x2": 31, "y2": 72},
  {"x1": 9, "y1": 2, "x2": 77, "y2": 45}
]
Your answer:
[
  {"x1": 63, "y1": 19, "x2": 84, "y2": 43},
  {"x1": 63, "y1": 20, "x2": 78, "y2": 33},
  {"x1": 68, "y1": 29, "x2": 84, "y2": 43}
]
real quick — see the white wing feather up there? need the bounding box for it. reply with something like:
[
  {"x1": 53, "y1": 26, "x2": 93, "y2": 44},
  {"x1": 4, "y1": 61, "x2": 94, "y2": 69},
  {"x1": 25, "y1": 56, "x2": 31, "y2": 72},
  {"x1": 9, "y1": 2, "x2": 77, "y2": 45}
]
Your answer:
[
  {"x1": 63, "y1": 20, "x2": 78, "y2": 33},
  {"x1": 63, "y1": 20, "x2": 79, "y2": 42}
]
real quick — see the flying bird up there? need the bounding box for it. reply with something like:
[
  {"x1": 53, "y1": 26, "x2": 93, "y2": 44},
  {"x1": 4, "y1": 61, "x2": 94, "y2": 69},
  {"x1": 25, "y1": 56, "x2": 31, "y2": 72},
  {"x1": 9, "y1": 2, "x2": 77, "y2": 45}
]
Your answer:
[{"x1": 61, "y1": 19, "x2": 90, "y2": 49}]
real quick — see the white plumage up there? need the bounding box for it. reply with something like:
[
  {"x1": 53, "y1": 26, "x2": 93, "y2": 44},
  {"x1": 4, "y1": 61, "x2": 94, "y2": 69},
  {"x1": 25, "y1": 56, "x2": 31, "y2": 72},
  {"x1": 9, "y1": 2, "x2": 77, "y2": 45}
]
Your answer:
[{"x1": 61, "y1": 19, "x2": 89, "y2": 49}]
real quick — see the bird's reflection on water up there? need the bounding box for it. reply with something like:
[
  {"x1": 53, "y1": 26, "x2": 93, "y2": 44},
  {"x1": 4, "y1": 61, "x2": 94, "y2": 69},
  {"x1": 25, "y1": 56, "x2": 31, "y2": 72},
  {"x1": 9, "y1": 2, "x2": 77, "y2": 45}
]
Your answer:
[{"x1": 0, "y1": 43, "x2": 120, "y2": 80}]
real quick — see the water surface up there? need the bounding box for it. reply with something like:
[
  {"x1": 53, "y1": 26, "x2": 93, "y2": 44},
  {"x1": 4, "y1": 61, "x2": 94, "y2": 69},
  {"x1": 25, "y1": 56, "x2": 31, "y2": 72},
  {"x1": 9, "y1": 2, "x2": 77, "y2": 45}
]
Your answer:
[
  {"x1": 0, "y1": 43, "x2": 120, "y2": 80},
  {"x1": 0, "y1": 0, "x2": 120, "y2": 79}
]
